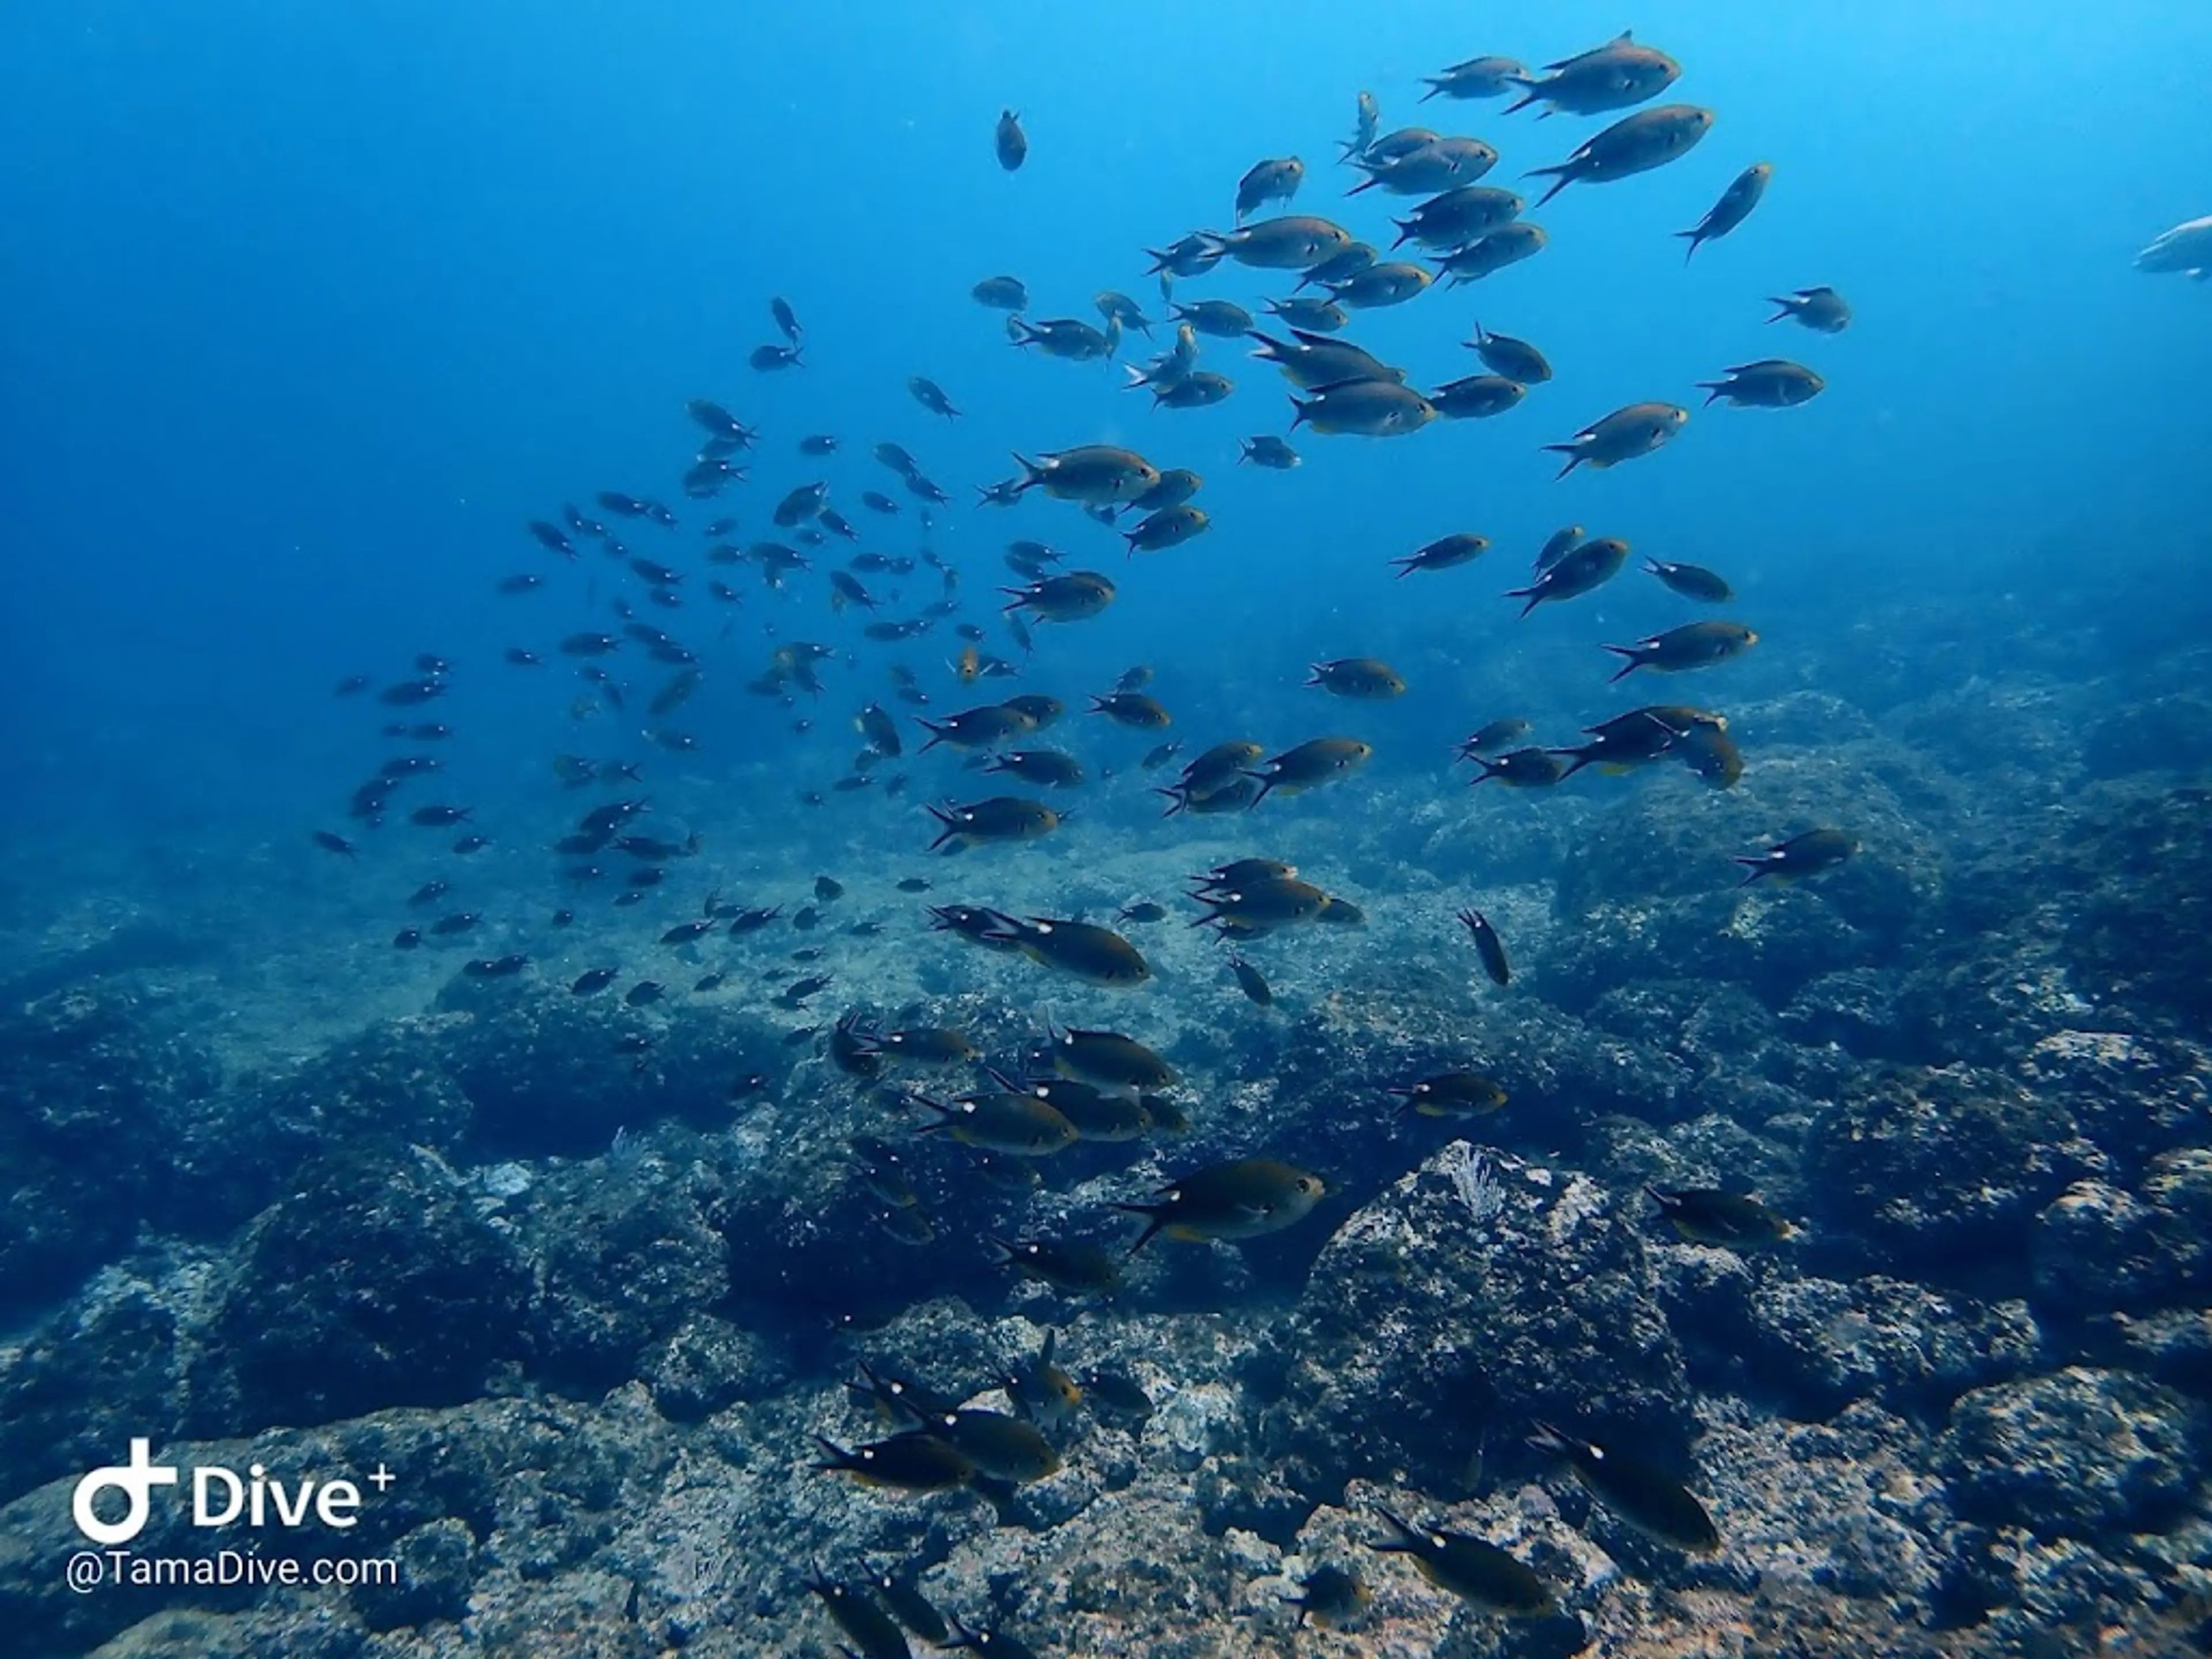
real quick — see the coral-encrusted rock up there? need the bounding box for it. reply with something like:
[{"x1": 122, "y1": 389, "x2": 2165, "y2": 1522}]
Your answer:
[
  {"x1": 1657, "y1": 1252, "x2": 2040, "y2": 1415},
  {"x1": 1939, "y1": 1367, "x2": 2199, "y2": 1538},
  {"x1": 2018, "y1": 1030, "x2": 2208, "y2": 1166},
  {"x1": 352, "y1": 1515, "x2": 478, "y2": 1632},
  {"x1": 1801, "y1": 1065, "x2": 2084, "y2": 1271},
  {"x1": 1253, "y1": 1146, "x2": 1689, "y2": 1502},
  {"x1": 0, "y1": 987, "x2": 222, "y2": 1311},
  {"x1": 191, "y1": 1149, "x2": 531, "y2": 1432},
  {"x1": 2032, "y1": 1150, "x2": 2212, "y2": 1320},
  {"x1": 516, "y1": 1156, "x2": 733, "y2": 1392}
]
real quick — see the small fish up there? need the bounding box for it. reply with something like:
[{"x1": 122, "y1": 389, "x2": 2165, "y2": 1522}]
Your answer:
[
  {"x1": 1643, "y1": 558, "x2": 1734, "y2": 601},
  {"x1": 392, "y1": 928, "x2": 421, "y2": 949},
  {"x1": 1542, "y1": 404, "x2": 1687, "y2": 479},
  {"x1": 1117, "y1": 901, "x2": 1166, "y2": 924},
  {"x1": 1369, "y1": 1508, "x2": 1555, "y2": 1616},
  {"x1": 1236, "y1": 155, "x2": 1305, "y2": 221},
  {"x1": 1289, "y1": 1563, "x2": 1369, "y2": 1628},
  {"x1": 1305, "y1": 657, "x2": 1405, "y2": 699},
  {"x1": 1645, "y1": 1185, "x2": 1794, "y2": 1247},
  {"x1": 1527, "y1": 1422, "x2": 1722, "y2": 1554},
  {"x1": 1239, "y1": 435, "x2": 1300, "y2": 469},
  {"x1": 1117, "y1": 1158, "x2": 1325, "y2": 1251},
  {"x1": 909, "y1": 376, "x2": 961, "y2": 419},
  {"x1": 571, "y1": 967, "x2": 618, "y2": 996},
  {"x1": 1766, "y1": 285, "x2": 1851, "y2": 333},
  {"x1": 989, "y1": 1234, "x2": 1124, "y2": 1294},
  {"x1": 749, "y1": 342, "x2": 803, "y2": 372},
  {"x1": 463, "y1": 955, "x2": 529, "y2": 978},
  {"x1": 813, "y1": 1433, "x2": 975, "y2": 1491},
  {"x1": 1422, "y1": 54, "x2": 1524, "y2": 101},
  {"x1": 1457, "y1": 908, "x2": 1512, "y2": 987},
  {"x1": 1457, "y1": 718, "x2": 1530, "y2": 756},
  {"x1": 1390, "y1": 532, "x2": 1490, "y2": 578},
  {"x1": 1677, "y1": 161, "x2": 1772, "y2": 262},
  {"x1": 1228, "y1": 955, "x2": 1272, "y2": 1006},
  {"x1": 1390, "y1": 1071, "x2": 1508, "y2": 1118},
  {"x1": 994, "y1": 108, "x2": 1028, "y2": 171},
  {"x1": 973, "y1": 274, "x2": 1030, "y2": 310},
  {"x1": 1697, "y1": 358, "x2": 1825, "y2": 409},
  {"x1": 1466, "y1": 324, "x2": 1551, "y2": 384},
  {"x1": 1733, "y1": 827, "x2": 1858, "y2": 885},
  {"x1": 1601, "y1": 620, "x2": 1759, "y2": 682},
  {"x1": 1467, "y1": 747, "x2": 1567, "y2": 788}
]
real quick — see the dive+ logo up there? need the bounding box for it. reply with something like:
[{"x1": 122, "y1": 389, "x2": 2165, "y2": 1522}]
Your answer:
[{"x1": 73, "y1": 1440, "x2": 387, "y2": 1544}]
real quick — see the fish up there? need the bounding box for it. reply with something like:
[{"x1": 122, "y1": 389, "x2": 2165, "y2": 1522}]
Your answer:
[
  {"x1": 806, "y1": 1577, "x2": 908, "y2": 1659},
  {"x1": 984, "y1": 914, "x2": 1152, "y2": 985},
  {"x1": 1306, "y1": 658, "x2": 1406, "y2": 699},
  {"x1": 2135, "y1": 215, "x2": 2212, "y2": 278},
  {"x1": 1465, "y1": 324, "x2": 1551, "y2": 383},
  {"x1": 1601, "y1": 620, "x2": 1760, "y2": 681},
  {"x1": 1171, "y1": 298, "x2": 1255, "y2": 336},
  {"x1": 908, "y1": 376, "x2": 961, "y2": 418},
  {"x1": 1289, "y1": 378, "x2": 1437, "y2": 437},
  {"x1": 1677, "y1": 162, "x2": 1773, "y2": 261},
  {"x1": 1348, "y1": 138, "x2": 1498, "y2": 198},
  {"x1": 1080, "y1": 1366, "x2": 1153, "y2": 1419},
  {"x1": 1228, "y1": 955, "x2": 1273, "y2": 1006},
  {"x1": 1390, "y1": 1072, "x2": 1508, "y2": 1117},
  {"x1": 1239, "y1": 435, "x2": 1300, "y2": 469},
  {"x1": 1422, "y1": 54, "x2": 1525, "y2": 101},
  {"x1": 1548, "y1": 707, "x2": 1688, "y2": 778},
  {"x1": 1294, "y1": 243, "x2": 1378, "y2": 291},
  {"x1": 869, "y1": 1571, "x2": 948, "y2": 1646},
  {"x1": 994, "y1": 108, "x2": 1027, "y2": 171},
  {"x1": 1467, "y1": 747, "x2": 1567, "y2": 788},
  {"x1": 1325, "y1": 260, "x2": 1433, "y2": 308},
  {"x1": 1457, "y1": 718, "x2": 1531, "y2": 756},
  {"x1": 1002, "y1": 1330, "x2": 1082, "y2": 1431},
  {"x1": 929, "y1": 1408, "x2": 1060, "y2": 1483},
  {"x1": 916, "y1": 703, "x2": 1030, "y2": 751},
  {"x1": 748, "y1": 343, "x2": 802, "y2": 372},
  {"x1": 1765, "y1": 285, "x2": 1851, "y2": 332},
  {"x1": 1543, "y1": 404, "x2": 1688, "y2": 478},
  {"x1": 972, "y1": 274, "x2": 1030, "y2": 309},
  {"x1": 1088, "y1": 691, "x2": 1172, "y2": 729},
  {"x1": 1248, "y1": 328, "x2": 1404, "y2": 390},
  {"x1": 925, "y1": 796, "x2": 1061, "y2": 852},
  {"x1": 1118, "y1": 1158, "x2": 1327, "y2": 1252},
  {"x1": 770, "y1": 296, "x2": 801, "y2": 342},
  {"x1": 1527, "y1": 104, "x2": 1713, "y2": 207},
  {"x1": 914, "y1": 1091, "x2": 1078, "y2": 1156},
  {"x1": 989, "y1": 1235, "x2": 1124, "y2": 1295},
  {"x1": 1369, "y1": 1508, "x2": 1555, "y2": 1616},
  {"x1": 1095, "y1": 289, "x2": 1154, "y2": 335},
  {"x1": 1457, "y1": 908, "x2": 1512, "y2": 986},
  {"x1": 984, "y1": 748, "x2": 1084, "y2": 787},
  {"x1": 1507, "y1": 535, "x2": 1630, "y2": 613},
  {"x1": 1048, "y1": 1027, "x2": 1175, "y2": 1091},
  {"x1": 1123, "y1": 505, "x2": 1209, "y2": 555},
  {"x1": 1009, "y1": 446, "x2": 1160, "y2": 505},
  {"x1": 1431, "y1": 222, "x2": 1548, "y2": 285},
  {"x1": 1150, "y1": 371, "x2": 1233, "y2": 409},
  {"x1": 1734, "y1": 827, "x2": 1859, "y2": 884},
  {"x1": 1645, "y1": 1185, "x2": 1795, "y2": 1247},
  {"x1": 813, "y1": 1433, "x2": 976, "y2": 1491},
  {"x1": 1002, "y1": 571, "x2": 1116, "y2": 623},
  {"x1": 1644, "y1": 558, "x2": 1734, "y2": 601},
  {"x1": 1391, "y1": 532, "x2": 1490, "y2": 577},
  {"x1": 1504, "y1": 29, "x2": 1681, "y2": 118},
  {"x1": 880, "y1": 1027, "x2": 978, "y2": 1065},
  {"x1": 463, "y1": 955, "x2": 529, "y2": 979},
  {"x1": 1200, "y1": 214, "x2": 1356, "y2": 270},
  {"x1": 1247, "y1": 737, "x2": 1372, "y2": 804},
  {"x1": 311, "y1": 830, "x2": 357, "y2": 859},
  {"x1": 1236, "y1": 156, "x2": 1305, "y2": 221},
  {"x1": 1698, "y1": 358, "x2": 1825, "y2": 408},
  {"x1": 1527, "y1": 1422, "x2": 1722, "y2": 1554},
  {"x1": 1340, "y1": 90, "x2": 1380, "y2": 161},
  {"x1": 1390, "y1": 184, "x2": 1523, "y2": 251},
  {"x1": 1429, "y1": 374, "x2": 1527, "y2": 420},
  {"x1": 1261, "y1": 296, "x2": 1346, "y2": 333}
]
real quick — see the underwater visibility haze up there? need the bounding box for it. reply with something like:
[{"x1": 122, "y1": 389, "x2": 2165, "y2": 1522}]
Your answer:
[{"x1": 3, "y1": 2, "x2": 2212, "y2": 1655}]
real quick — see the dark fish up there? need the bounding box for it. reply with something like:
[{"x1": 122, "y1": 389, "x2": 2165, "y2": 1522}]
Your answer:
[
  {"x1": 1390, "y1": 532, "x2": 1490, "y2": 578},
  {"x1": 1644, "y1": 558, "x2": 1734, "y2": 601},
  {"x1": 1228, "y1": 954, "x2": 1273, "y2": 1005},
  {"x1": 624, "y1": 980, "x2": 665, "y2": 1006},
  {"x1": 1246, "y1": 737, "x2": 1372, "y2": 804},
  {"x1": 1678, "y1": 161, "x2": 1773, "y2": 261},
  {"x1": 1391, "y1": 1071, "x2": 1508, "y2": 1118},
  {"x1": 995, "y1": 108, "x2": 1027, "y2": 170},
  {"x1": 1467, "y1": 747, "x2": 1566, "y2": 788},
  {"x1": 1528, "y1": 104, "x2": 1714, "y2": 208},
  {"x1": 815, "y1": 1433, "x2": 975, "y2": 1491},
  {"x1": 798, "y1": 433, "x2": 839, "y2": 456},
  {"x1": 1466, "y1": 323, "x2": 1551, "y2": 383},
  {"x1": 1457, "y1": 718, "x2": 1530, "y2": 756},
  {"x1": 1766, "y1": 285, "x2": 1851, "y2": 333},
  {"x1": 1527, "y1": 1422, "x2": 1722, "y2": 1553},
  {"x1": 409, "y1": 804, "x2": 471, "y2": 828},
  {"x1": 1505, "y1": 29, "x2": 1681, "y2": 118},
  {"x1": 1734, "y1": 828, "x2": 1858, "y2": 884},
  {"x1": 452, "y1": 834, "x2": 490, "y2": 855},
  {"x1": 1289, "y1": 1563, "x2": 1369, "y2": 1628},
  {"x1": 528, "y1": 520, "x2": 576, "y2": 559},
  {"x1": 571, "y1": 967, "x2": 618, "y2": 996},
  {"x1": 311, "y1": 830, "x2": 357, "y2": 859},
  {"x1": 908, "y1": 376, "x2": 961, "y2": 419},
  {"x1": 1369, "y1": 1508, "x2": 1556, "y2": 1616},
  {"x1": 988, "y1": 1236, "x2": 1124, "y2": 1295},
  {"x1": 504, "y1": 647, "x2": 542, "y2": 666},
  {"x1": 1306, "y1": 657, "x2": 1405, "y2": 699},
  {"x1": 1118, "y1": 1158, "x2": 1326, "y2": 1251},
  {"x1": 334, "y1": 673, "x2": 371, "y2": 697},
  {"x1": 1646, "y1": 1185, "x2": 1794, "y2": 1247},
  {"x1": 1429, "y1": 373, "x2": 1527, "y2": 420},
  {"x1": 392, "y1": 928, "x2": 421, "y2": 949},
  {"x1": 1601, "y1": 620, "x2": 1759, "y2": 682},
  {"x1": 749, "y1": 343, "x2": 802, "y2": 372},
  {"x1": 972, "y1": 274, "x2": 1029, "y2": 309},
  {"x1": 1457, "y1": 908, "x2": 1512, "y2": 986},
  {"x1": 1236, "y1": 155, "x2": 1305, "y2": 221},
  {"x1": 378, "y1": 677, "x2": 445, "y2": 706},
  {"x1": 1422, "y1": 54, "x2": 1524, "y2": 101},
  {"x1": 463, "y1": 955, "x2": 529, "y2": 978},
  {"x1": 1505, "y1": 536, "x2": 1630, "y2": 615},
  {"x1": 770, "y1": 295, "x2": 801, "y2": 342},
  {"x1": 1697, "y1": 358, "x2": 1825, "y2": 408}
]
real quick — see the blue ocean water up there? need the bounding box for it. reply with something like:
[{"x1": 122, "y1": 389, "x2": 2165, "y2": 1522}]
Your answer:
[{"x1": 5, "y1": 0, "x2": 2210, "y2": 858}]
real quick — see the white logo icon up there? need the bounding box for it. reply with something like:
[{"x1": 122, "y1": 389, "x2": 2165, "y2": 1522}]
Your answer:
[{"x1": 73, "y1": 1440, "x2": 178, "y2": 1546}]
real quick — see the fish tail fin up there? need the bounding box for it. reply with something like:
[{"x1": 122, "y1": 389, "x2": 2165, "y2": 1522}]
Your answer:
[
  {"x1": 1676, "y1": 230, "x2": 1702, "y2": 263},
  {"x1": 1112, "y1": 1203, "x2": 1168, "y2": 1255},
  {"x1": 1697, "y1": 382, "x2": 1726, "y2": 406},
  {"x1": 1286, "y1": 395, "x2": 1309, "y2": 431},
  {"x1": 1539, "y1": 445, "x2": 1583, "y2": 482},
  {"x1": 1547, "y1": 748, "x2": 1593, "y2": 778},
  {"x1": 1600, "y1": 647, "x2": 1642, "y2": 684},
  {"x1": 1732, "y1": 858, "x2": 1769, "y2": 885},
  {"x1": 1369, "y1": 1506, "x2": 1422, "y2": 1551}
]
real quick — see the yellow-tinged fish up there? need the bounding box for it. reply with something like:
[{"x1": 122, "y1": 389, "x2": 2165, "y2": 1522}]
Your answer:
[{"x1": 1118, "y1": 1157, "x2": 1325, "y2": 1251}]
